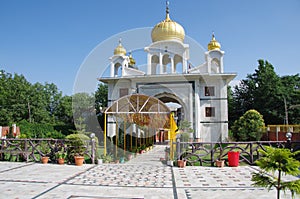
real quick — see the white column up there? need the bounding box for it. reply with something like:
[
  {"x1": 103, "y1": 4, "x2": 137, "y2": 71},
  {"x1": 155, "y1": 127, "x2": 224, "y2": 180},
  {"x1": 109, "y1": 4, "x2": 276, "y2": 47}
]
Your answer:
[
  {"x1": 110, "y1": 62, "x2": 114, "y2": 77},
  {"x1": 182, "y1": 53, "x2": 187, "y2": 73},
  {"x1": 207, "y1": 56, "x2": 211, "y2": 73},
  {"x1": 147, "y1": 53, "x2": 152, "y2": 75},
  {"x1": 121, "y1": 60, "x2": 127, "y2": 77},
  {"x1": 194, "y1": 80, "x2": 201, "y2": 139},
  {"x1": 159, "y1": 52, "x2": 163, "y2": 74},
  {"x1": 170, "y1": 55, "x2": 175, "y2": 73},
  {"x1": 107, "y1": 116, "x2": 116, "y2": 137},
  {"x1": 220, "y1": 56, "x2": 224, "y2": 73}
]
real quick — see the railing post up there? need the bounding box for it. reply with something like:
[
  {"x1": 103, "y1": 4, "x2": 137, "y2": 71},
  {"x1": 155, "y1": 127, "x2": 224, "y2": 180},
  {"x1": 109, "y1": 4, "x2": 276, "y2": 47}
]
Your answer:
[
  {"x1": 176, "y1": 138, "x2": 180, "y2": 160},
  {"x1": 250, "y1": 143, "x2": 253, "y2": 164},
  {"x1": 210, "y1": 143, "x2": 214, "y2": 166},
  {"x1": 90, "y1": 133, "x2": 96, "y2": 164},
  {"x1": 24, "y1": 139, "x2": 28, "y2": 162}
]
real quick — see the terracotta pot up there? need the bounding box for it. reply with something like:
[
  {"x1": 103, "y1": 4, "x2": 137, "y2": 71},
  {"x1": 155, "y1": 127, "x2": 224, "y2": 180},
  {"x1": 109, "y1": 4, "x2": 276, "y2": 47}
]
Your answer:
[
  {"x1": 139, "y1": 150, "x2": 145, "y2": 154},
  {"x1": 41, "y1": 156, "x2": 49, "y2": 164},
  {"x1": 57, "y1": 158, "x2": 65, "y2": 165},
  {"x1": 177, "y1": 160, "x2": 186, "y2": 168},
  {"x1": 127, "y1": 154, "x2": 133, "y2": 160},
  {"x1": 216, "y1": 160, "x2": 225, "y2": 167},
  {"x1": 74, "y1": 156, "x2": 84, "y2": 166}
]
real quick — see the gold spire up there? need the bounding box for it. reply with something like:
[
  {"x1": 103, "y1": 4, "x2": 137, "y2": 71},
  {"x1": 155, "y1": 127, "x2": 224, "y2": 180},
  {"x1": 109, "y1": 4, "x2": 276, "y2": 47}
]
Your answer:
[
  {"x1": 114, "y1": 38, "x2": 127, "y2": 55},
  {"x1": 129, "y1": 51, "x2": 136, "y2": 66},
  {"x1": 151, "y1": 1, "x2": 185, "y2": 42},
  {"x1": 207, "y1": 33, "x2": 221, "y2": 51}
]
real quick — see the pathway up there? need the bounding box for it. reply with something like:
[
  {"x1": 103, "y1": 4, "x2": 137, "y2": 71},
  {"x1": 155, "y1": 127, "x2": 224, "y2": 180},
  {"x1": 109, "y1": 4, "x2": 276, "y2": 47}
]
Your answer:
[{"x1": 0, "y1": 145, "x2": 298, "y2": 199}]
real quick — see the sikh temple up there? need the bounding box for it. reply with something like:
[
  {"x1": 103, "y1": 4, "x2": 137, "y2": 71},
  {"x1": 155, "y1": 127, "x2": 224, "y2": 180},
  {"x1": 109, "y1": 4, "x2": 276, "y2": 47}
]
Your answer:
[{"x1": 99, "y1": 2, "x2": 236, "y2": 142}]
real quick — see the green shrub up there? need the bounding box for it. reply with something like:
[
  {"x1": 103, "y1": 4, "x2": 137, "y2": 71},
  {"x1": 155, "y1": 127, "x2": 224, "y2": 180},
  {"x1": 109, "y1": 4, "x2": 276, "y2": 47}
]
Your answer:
[
  {"x1": 231, "y1": 109, "x2": 265, "y2": 141},
  {"x1": 65, "y1": 133, "x2": 90, "y2": 162},
  {"x1": 18, "y1": 120, "x2": 65, "y2": 138}
]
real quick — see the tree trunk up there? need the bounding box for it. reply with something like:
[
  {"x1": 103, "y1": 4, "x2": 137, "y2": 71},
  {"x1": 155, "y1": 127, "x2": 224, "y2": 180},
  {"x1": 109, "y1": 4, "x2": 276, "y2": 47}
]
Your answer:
[{"x1": 277, "y1": 169, "x2": 281, "y2": 199}]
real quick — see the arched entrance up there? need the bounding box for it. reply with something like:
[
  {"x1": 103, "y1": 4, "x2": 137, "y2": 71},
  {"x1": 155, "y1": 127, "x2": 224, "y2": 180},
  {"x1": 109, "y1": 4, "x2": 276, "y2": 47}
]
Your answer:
[
  {"x1": 154, "y1": 92, "x2": 186, "y2": 143},
  {"x1": 104, "y1": 94, "x2": 171, "y2": 156},
  {"x1": 155, "y1": 92, "x2": 186, "y2": 123}
]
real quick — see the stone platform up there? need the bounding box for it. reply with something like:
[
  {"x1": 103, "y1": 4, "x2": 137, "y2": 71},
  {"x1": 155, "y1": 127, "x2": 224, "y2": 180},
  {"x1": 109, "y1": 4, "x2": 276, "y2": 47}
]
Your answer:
[{"x1": 0, "y1": 145, "x2": 298, "y2": 199}]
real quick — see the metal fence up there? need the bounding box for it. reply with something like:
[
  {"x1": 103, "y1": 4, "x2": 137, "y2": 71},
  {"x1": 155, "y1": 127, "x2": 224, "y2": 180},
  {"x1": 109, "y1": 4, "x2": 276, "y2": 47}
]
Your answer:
[
  {"x1": 175, "y1": 140, "x2": 300, "y2": 166},
  {"x1": 0, "y1": 138, "x2": 97, "y2": 164}
]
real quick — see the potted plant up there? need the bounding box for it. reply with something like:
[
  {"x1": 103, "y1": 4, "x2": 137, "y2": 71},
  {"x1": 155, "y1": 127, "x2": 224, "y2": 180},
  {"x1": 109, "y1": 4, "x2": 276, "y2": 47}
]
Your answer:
[
  {"x1": 139, "y1": 145, "x2": 146, "y2": 154},
  {"x1": 114, "y1": 156, "x2": 120, "y2": 164},
  {"x1": 215, "y1": 148, "x2": 225, "y2": 167},
  {"x1": 177, "y1": 158, "x2": 186, "y2": 168},
  {"x1": 126, "y1": 152, "x2": 133, "y2": 161},
  {"x1": 66, "y1": 134, "x2": 89, "y2": 166},
  {"x1": 120, "y1": 156, "x2": 125, "y2": 163},
  {"x1": 101, "y1": 154, "x2": 113, "y2": 163},
  {"x1": 73, "y1": 147, "x2": 85, "y2": 166},
  {"x1": 56, "y1": 148, "x2": 67, "y2": 165},
  {"x1": 40, "y1": 142, "x2": 51, "y2": 164}
]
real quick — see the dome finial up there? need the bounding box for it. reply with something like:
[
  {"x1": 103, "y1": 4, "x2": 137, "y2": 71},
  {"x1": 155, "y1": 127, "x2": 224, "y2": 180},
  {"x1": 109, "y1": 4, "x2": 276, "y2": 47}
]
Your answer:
[
  {"x1": 166, "y1": 1, "x2": 170, "y2": 20},
  {"x1": 114, "y1": 38, "x2": 126, "y2": 55},
  {"x1": 208, "y1": 32, "x2": 221, "y2": 51},
  {"x1": 151, "y1": 1, "x2": 185, "y2": 42}
]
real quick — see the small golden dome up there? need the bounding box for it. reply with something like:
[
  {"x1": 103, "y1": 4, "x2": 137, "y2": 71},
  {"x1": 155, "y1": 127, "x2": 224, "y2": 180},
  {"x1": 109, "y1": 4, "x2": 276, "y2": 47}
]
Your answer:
[
  {"x1": 151, "y1": 2, "x2": 185, "y2": 42},
  {"x1": 114, "y1": 39, "x2": 126, "y2": 55},
  {"x1": 208, "y1": 33, "x2": 221, "y2": 51},
  {"x1": 129, "y1": 52, "x2": 136, "y2": 66}
]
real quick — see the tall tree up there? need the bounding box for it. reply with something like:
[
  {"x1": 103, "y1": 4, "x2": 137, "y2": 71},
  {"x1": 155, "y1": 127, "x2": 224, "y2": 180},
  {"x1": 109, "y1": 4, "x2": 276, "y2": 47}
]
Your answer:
[
  {"x1": 0, "y1": 70, "x2": 74, "y2": 136},
  {"x1": 95, "y1": 83, "x2": 108, "y2": 114},
  {"x1": 230, "y1": 60, "x2": 298, "y2": 125},
  {"x1": 0, "y1": 71, "x2": 32, "y2": 124},
  {"x1": 281, "y1": 75, "x2": 300, "y2": 124}
]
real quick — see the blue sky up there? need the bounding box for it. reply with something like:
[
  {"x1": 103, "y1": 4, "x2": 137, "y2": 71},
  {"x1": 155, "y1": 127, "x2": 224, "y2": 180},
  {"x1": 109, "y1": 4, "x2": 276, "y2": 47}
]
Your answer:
[{"x1": 1, "y1": 0, "x2": 299, "y2": 95}]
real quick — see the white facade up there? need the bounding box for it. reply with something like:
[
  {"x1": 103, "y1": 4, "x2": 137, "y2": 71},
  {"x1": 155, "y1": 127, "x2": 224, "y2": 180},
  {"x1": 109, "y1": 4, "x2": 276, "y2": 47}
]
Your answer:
[{"x1": 99, "y1": 7, "x2": 236, "y2": 142}]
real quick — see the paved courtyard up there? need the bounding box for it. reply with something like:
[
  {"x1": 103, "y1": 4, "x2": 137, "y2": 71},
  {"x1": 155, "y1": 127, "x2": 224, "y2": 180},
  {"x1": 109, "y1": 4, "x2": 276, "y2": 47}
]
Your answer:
[{"x1": 0, "y1": 145, "x2": 298, "y2": 199}]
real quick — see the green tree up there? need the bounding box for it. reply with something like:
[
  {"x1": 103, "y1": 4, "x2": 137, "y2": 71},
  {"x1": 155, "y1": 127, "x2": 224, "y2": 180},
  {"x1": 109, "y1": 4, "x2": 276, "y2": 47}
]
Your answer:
[
  {"x1": 231, "y1": 60, "x2": 300, "y2": 125},
  {"x1": 0, "y1": 71, "x2": 32, "y2": 124},
  {"x1": 281, "y1": 75, "x2": 300, "y2": 124},
  {"x1": 231, "y1": 109, "x2": 265, "y2": 141},
  {"x1": 0, "y1": 70, "x2": 75, "y2": 137},
  {"x1": 178, "y1": 120, "x2": 194, "y2": 142},
  {"x1": 252, "y1": 147, "x2": 300, "y2": 199},
  {"x1": 95, "y1": 83, "x2": 108, "y2": 113}
]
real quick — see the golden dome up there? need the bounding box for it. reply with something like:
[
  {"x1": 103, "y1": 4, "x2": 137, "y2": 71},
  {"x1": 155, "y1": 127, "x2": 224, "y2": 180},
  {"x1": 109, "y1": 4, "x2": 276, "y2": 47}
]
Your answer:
[
  {"x1": 129, "y1": 52, "x2": 136, "y2": 66},
  {"x1": 208, "y1": 33, "x2": 221, "y2": 51},
  {"x1": 151, "y1": 2, "x2": 185, "y2": 42},
  {"x1": 114, "y1": 39, "x2": 126, "y2": 55}
]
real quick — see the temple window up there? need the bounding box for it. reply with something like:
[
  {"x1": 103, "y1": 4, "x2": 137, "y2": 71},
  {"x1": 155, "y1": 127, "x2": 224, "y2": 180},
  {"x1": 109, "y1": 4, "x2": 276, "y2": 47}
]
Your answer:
[
  {"x1": 205, "y1": 86, "x2": 215, "y2": 96},
  {"x1": 205, "y1": 107, "x2": 215, "y2": 117}
]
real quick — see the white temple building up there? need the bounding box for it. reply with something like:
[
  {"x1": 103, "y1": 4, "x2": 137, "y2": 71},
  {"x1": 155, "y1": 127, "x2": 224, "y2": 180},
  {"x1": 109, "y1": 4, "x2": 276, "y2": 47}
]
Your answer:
[{"x1": 99, "y1": 3, "x2": 236, "y2": 142}]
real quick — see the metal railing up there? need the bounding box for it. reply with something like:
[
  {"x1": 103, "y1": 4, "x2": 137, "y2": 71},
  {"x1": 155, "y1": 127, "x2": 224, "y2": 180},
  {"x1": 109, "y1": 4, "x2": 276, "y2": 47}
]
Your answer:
[
  {"x1": 176, "y1": 140, "x2": 300, "y2": 166},
  {"x1": 0, "y1": 138, "x2": 97, "y2": 164}
]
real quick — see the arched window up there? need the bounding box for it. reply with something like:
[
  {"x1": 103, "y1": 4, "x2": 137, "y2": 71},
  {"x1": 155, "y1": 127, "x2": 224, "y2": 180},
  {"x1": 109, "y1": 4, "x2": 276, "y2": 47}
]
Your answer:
[
  {"x1": 151, "y1": 55, "x2": 159, "y2": 75},
  {"x1": 114, "y1": 63, "x2": 122, "y2": 77},
  {"x1": 162, "y1": 54, "x2": 171, "y2": 74},
  {"x1": 211, "y1": 58, "x2": 220, "y2": 73},
  {"x1": 174, "y1": 54, "x2": 183, "y2": 73}
]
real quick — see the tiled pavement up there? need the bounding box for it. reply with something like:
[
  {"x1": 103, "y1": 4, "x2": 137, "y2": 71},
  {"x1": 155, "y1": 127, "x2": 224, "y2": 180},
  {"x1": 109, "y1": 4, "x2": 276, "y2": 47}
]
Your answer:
[{"x1": 0, "y1": 146, "x2": 298, "y2": 199}]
